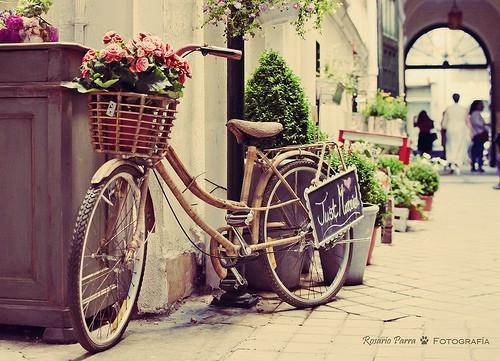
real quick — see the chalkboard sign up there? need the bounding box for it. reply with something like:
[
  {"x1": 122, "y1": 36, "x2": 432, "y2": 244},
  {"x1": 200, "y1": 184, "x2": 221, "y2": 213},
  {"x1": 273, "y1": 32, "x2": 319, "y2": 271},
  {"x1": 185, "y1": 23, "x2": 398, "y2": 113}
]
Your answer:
[{"x1": 305, "y1": 168, "x2": 363, "y2": 245}]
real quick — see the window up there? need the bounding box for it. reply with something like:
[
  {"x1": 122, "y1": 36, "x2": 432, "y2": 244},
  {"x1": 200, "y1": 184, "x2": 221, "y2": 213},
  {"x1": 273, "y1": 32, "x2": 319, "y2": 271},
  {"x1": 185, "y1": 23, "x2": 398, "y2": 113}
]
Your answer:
[
  {"x1": 406, "y1": 28, "x2": 487, "y2": 67},
  {"x1": 381, "y1": 0, "x2": 398, "y2": 40}
]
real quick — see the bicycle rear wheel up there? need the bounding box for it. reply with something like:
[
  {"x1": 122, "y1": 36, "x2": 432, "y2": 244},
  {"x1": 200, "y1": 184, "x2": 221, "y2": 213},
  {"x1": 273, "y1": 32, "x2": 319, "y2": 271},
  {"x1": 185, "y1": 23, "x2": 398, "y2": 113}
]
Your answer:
[
  {"x1": 259, "y1": 159, "x2": 352, "y2": 308},
  {"x1": 68, "y1": 165, "x2": 146, "y2": 352}
]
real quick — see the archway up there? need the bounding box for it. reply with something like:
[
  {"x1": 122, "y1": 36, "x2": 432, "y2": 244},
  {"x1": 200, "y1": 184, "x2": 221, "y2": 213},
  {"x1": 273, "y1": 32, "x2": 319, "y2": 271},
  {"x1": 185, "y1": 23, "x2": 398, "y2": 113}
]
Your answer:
[{"x1": 404, "y1": 25, "x2": 495, "y2": 166}]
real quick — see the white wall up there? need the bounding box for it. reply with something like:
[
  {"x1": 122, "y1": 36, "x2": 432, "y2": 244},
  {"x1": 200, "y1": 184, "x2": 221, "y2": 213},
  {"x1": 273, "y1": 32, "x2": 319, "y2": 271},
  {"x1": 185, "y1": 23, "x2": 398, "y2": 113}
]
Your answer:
[{"x1": 245, "y1": 2, "x2": 372, "y2": 139}]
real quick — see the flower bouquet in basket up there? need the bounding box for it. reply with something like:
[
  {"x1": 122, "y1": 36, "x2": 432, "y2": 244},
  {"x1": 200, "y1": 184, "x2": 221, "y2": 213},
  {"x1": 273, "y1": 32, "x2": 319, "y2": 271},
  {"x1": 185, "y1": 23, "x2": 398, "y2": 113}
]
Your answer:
[
  {"x1": 65, "y1": 31, "x2": 192, "y2": 158},
  {"x1": 0, "y1": 0, "x2": 58, "y2": 43}
]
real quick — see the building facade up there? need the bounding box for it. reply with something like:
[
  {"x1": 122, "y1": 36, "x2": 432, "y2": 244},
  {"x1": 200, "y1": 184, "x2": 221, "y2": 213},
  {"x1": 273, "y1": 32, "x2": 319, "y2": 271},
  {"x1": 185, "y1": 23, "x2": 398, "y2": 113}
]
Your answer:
[{"x1": 1, "y1": 0, "x2": 383, "y2": 312}]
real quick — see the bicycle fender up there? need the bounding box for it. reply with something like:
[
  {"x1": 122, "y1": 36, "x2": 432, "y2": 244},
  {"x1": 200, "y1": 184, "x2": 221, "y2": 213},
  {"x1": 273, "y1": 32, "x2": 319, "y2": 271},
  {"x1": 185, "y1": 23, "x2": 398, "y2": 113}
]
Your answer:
[{"x1": 90, "y1": 159, "x2": 156, "y2": 234}]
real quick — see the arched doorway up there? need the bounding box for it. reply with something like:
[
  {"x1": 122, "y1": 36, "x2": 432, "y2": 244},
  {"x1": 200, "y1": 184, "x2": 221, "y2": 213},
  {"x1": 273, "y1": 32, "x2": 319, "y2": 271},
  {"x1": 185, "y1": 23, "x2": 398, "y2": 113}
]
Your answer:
[{"x1": 404, "y1": 25, "x2": 495, "y2": 166}]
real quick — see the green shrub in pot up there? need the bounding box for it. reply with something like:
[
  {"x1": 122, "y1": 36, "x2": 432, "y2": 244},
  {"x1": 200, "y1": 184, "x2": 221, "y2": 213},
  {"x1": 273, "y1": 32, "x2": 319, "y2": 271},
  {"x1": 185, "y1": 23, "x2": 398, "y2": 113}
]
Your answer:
[
  {"x1": 245, "y1": 49, "x2": 310, "y2": 148},
  {"x1": 390, "y1": 173, "x2": 423, "y2": 208},
  {"x1": 406, "y1": 157, "x2": 440, "y2": 196},
  {"x1": 329, "y1": 145, "x2": 388, "y2": 222},
  {"x1": 377, "y1": 155, "x2": 405, "y2": 176}
]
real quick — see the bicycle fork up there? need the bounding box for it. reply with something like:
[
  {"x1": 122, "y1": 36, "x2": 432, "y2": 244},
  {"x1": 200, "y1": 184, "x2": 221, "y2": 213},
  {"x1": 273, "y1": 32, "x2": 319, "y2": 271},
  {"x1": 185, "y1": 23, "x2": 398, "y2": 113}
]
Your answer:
[{"x1": 125, "y1": 169, "x2": 150, "y2": 267}]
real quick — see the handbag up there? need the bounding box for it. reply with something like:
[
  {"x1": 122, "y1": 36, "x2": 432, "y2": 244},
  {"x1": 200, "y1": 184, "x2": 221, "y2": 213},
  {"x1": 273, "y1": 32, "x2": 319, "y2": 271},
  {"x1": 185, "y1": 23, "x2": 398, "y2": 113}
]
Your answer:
[{"x1": 474, "y1": 131, "x2": 488, "y2": 143}]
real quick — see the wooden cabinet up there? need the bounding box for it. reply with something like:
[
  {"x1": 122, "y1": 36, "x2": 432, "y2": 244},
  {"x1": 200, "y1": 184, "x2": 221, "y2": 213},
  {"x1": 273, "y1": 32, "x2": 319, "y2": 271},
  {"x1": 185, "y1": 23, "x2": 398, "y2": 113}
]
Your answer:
[{"x1": 0, "y1": 43, "x2": 103, "y2": 341}]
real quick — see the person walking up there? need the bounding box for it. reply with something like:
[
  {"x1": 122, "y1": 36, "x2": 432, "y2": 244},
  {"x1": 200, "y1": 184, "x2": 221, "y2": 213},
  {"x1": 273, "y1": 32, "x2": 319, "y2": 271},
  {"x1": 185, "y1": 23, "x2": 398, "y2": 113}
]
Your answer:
[
  {"x1": 414, "y1": 110, "x2": 435, "y2": 155},
  {"x1": 442, "y1": 93, "x2": 468, "y2": 174},
  {"x1": 469, "y1": 100, "x2": 488, "y2": 172}
]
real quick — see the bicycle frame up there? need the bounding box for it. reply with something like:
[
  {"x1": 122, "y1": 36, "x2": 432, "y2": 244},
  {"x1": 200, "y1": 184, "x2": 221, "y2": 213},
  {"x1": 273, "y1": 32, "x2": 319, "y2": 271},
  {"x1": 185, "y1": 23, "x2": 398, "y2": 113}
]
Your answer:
[{"x1": 127, "y1": 140, "x2": 346, "y2": 259}]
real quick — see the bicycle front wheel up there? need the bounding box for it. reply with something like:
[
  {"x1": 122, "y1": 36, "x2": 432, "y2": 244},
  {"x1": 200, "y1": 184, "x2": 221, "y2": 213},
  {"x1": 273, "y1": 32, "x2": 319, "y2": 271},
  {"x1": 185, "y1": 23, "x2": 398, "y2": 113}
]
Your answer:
[
  {"x1": 68, "y1": 165, "x2": 147, "y2": 352},
  {"x1": 259, "y1": 159, "x2": 352, "y2": 308}
]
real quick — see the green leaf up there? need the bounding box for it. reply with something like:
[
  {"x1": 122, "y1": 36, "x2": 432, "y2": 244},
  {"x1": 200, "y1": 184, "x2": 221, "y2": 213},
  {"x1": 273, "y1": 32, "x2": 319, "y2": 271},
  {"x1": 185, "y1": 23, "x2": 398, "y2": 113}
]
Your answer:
[{"x1": 94, "y1": 78, "x2": 119, "y2": 89}]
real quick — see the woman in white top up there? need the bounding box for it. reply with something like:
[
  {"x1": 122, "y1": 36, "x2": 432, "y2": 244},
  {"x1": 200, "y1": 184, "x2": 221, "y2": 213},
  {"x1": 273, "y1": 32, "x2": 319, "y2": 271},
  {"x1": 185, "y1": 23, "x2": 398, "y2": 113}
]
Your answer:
[{"x1": 469, "y1": 100, "x2": 488, "y2": 172}]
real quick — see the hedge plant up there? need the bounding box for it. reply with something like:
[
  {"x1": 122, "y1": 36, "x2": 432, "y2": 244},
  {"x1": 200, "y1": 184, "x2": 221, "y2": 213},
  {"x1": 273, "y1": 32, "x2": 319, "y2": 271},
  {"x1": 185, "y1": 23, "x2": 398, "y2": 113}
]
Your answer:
[{"x1": 245, "y1": 49, "x2": 310, "y2": 148}]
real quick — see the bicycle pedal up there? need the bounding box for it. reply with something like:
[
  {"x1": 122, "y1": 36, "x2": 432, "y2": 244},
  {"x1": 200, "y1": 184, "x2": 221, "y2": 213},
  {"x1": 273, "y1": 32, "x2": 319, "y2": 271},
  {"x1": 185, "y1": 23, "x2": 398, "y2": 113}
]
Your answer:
[{"x1": 226, "y1": 210, "x2": 253, "y2": 227}]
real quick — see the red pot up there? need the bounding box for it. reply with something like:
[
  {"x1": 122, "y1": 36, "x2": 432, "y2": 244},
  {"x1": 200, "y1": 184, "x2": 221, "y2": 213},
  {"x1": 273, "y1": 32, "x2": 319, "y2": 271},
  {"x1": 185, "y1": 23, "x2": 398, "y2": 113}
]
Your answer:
[
  {"x1": 421, "y1": 195, "x2": 433, "y2": 212},
  {"x1": 408, "y1": 205, "x2": 424, "y2": 220},
  {"x1": 366, "y1": 226, "x2": 380, "y2": 265}
]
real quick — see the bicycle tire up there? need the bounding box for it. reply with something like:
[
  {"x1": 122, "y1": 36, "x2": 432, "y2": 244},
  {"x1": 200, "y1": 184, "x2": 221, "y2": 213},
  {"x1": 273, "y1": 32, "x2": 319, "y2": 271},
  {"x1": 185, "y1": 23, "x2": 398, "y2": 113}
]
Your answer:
[
  {"x1": 68, "y1": 165, "x2": 147, "y2": 352},
  {"x1": 259, "y1": 159, "x2": 352, "y2": 308}
]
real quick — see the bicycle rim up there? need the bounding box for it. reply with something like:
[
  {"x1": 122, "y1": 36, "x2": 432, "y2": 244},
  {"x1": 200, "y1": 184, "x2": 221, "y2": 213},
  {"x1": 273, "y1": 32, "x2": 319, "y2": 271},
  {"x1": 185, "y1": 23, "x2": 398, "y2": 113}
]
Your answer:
[{"x1": 260, "y1": 159, "x2": 351, "y2": 308}]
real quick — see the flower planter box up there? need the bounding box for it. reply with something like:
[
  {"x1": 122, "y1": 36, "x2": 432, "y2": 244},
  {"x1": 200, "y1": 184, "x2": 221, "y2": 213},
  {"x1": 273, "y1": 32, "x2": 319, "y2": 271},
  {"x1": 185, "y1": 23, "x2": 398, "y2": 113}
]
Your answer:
[
  {"x1": 316, "y1": 78, "x2": 344, "y2": 104},
  {"x1": 393, "y1": 206, "x2": 410, "y2": 232}
]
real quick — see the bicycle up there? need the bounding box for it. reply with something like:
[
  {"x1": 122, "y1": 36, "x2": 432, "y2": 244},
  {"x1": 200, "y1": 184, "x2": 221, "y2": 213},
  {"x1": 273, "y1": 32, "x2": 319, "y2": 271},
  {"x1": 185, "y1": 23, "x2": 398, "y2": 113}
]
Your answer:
[{"x1": 67, "y1": 44, "x2": 362, "y2": 353}]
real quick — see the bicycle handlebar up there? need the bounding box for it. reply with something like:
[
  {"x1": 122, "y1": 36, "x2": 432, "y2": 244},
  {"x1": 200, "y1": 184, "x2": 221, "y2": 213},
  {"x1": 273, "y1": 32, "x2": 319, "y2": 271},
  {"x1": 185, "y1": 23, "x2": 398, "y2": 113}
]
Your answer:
[{"x1": 176, "y1": 44, "x2": 242, "y2": 60}]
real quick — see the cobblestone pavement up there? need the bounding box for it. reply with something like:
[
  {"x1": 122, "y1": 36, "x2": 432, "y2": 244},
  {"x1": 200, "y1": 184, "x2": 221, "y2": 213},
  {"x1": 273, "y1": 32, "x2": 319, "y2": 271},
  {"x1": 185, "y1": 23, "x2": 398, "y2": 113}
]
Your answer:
[{"x1": 1, "y1": 173, "x2": 499, "y2": 361}]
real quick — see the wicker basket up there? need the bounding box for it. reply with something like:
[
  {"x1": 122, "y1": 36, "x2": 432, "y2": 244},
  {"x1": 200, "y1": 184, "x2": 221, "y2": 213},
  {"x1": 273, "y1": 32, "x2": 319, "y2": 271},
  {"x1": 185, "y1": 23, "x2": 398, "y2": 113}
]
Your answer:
[{"x1": 88, "y1": 92, "x2": 178, "y2": 159}]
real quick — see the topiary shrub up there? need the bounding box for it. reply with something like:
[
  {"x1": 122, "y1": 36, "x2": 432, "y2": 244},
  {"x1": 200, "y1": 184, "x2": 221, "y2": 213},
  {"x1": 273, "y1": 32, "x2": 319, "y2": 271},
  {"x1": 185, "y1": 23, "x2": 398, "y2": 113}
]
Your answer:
[{"x1": 245, "y1": 49, "x2": 310, "y2": 148}]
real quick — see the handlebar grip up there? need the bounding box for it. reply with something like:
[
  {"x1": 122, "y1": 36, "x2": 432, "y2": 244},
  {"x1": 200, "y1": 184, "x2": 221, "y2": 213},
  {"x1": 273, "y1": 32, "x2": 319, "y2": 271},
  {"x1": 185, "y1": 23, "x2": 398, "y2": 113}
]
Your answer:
[{"x1": 200, "y1": 46, "x2": 242, "y2": 60}]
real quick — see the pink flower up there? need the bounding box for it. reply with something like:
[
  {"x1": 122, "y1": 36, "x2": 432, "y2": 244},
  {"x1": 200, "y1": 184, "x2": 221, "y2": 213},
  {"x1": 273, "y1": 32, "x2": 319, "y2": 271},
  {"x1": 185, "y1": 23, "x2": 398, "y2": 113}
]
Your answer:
[
  {"x1": 136, "y1": 47, "x2": 146, "y2": 58},
  {"x1": 81, "y1": 68, "x2": 89, "y2": 78},
  {"x1": 292, "y1": 3, "x2": 299, "y2": 9},
  {"x1": 83, "y1": 49, "x2": 96, "y2": 62},
  {"x1": 102, "y1": 43, "x2": 126, "y2": 63},
  {"x1": 306, "y1": 2, "x2": 315, "y2": 12},
  {"x1": 102, "y1": 31, "x2": 123, "y2": 44},
  {"x1": 140, "y1": 37, "x2": 157, "y2": 53},
  {"x1": 130, "y1": 57, "x2": 149, "y2": 72}
]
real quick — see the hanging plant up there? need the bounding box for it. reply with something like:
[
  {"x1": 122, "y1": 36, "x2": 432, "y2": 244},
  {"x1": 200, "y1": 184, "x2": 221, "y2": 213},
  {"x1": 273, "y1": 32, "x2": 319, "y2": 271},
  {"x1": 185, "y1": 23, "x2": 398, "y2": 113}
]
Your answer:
[{"x1": 203, "y1": 0, "x2": 342, "y2": 38}]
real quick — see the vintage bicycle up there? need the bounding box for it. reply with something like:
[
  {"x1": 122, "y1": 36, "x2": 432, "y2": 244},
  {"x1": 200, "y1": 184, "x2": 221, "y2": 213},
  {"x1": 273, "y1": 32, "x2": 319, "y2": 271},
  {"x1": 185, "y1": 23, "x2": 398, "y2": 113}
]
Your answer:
[{"x1": 67, "y1": 44, "x2": 363, "y2": 352}]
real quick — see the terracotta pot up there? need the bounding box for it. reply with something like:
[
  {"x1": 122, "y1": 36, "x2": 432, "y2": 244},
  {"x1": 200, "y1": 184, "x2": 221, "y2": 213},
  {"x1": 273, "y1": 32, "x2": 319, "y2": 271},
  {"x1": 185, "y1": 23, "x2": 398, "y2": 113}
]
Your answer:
[
  {"x1": 421, "y1": 195, "x2": 433, "y2": 212},
  {"x1": 366, "y1": 226, "x2": 380, "y2": 265},
  {"x1": 408, "y1": 205, "x2": 424, "y2": 220}
]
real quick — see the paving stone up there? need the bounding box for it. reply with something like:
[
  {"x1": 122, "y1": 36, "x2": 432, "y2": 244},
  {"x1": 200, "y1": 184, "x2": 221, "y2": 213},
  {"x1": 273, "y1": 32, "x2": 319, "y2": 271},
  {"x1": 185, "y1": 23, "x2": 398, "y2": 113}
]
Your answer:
[
  {"x1": 283, "y1": 341, "x2": 331, "y2": 353},
  {"x1": 471, "y1": 348, "x2": 500, "y2": 360},
  {"x1": 423, "y1": 346, "x2": 472, "y2": 360},
  {"x1": 301, "y1": 318, "x2": 344, "y2": 328},
  {"x1": 223, "y1": 350, "x2": 279, "y2": 361},
  {"x1": 277, "y1": 353, "x2": 326, "y2": 361}
]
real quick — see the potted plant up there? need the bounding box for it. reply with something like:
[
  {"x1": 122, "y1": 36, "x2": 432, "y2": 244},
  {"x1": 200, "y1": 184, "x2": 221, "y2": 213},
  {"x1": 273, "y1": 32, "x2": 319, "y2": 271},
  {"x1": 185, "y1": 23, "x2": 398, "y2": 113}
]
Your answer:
[
  {"x1": 389, "y1": 173, "x2": 424, "y2": 230},
  {"x1": 203, "y1": 0, "x2": 342, "y2": 38},
  {"x1": 0, "y1": 0, "x2": 58, "y2": 43},
  {"x1": 245, "y1": 49, "x2": 311, "y2": 148},
  {"x1": 362, "y1": 90, "x2": 390, "y2": 133},
  {"x1": 364, "y1": 176, "x2": 388, "y2": 265},
  {"x1": 407, "y1": 156, "x2": 440, "y2": 212},
  {"x1": 385, "y1": 95, "x2": 408, "y2": 136},
  {"x1": 244, "y1": 49, "x2": 318, "y2": 290},
  {"x1": 65, "y1": 31, "x2": 191, "y2": 157},
  {"x1": 377, "y1": 154, "x2": 405, "y2": 176},
  {"x1": 330, "y1": 143, "x2": 386, "y2": 285}
]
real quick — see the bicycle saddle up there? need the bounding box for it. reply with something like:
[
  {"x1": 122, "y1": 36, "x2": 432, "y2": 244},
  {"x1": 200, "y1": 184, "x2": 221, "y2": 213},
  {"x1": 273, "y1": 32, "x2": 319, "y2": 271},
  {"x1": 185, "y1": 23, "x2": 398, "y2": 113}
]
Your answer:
[{"x1": 226, "y1": 119, "x2": 283, "y2": 144}]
